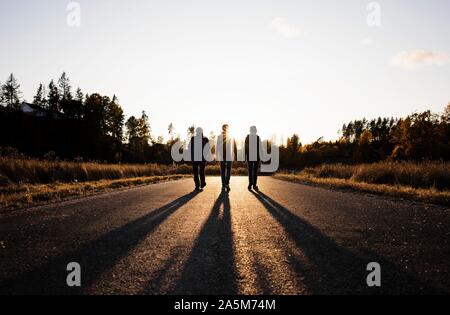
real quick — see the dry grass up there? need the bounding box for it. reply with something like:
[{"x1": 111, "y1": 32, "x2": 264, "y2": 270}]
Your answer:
[
  {"x1": 276, "y1": 161, "x2": 450, "y2": 206},
  {"x1": 0, "y1": 157, "x2": 247, "y2": 185},
  {"x1": 0, "y1": 157, "x2": 192, "y2": 185},
  {"x1": 0, "y1": 157, "x2": 249, "y2": 210},
  {"x1": 300, "y1": 161, "x2": 450, "y2": 190},
  {"x1": 0, "y1": 175, "x2": 189, "y2": 210}
]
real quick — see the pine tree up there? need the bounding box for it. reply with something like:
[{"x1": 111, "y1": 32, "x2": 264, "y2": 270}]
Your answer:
[
  {"x1": 138, "y1": 111, "x2": 151, "y2": 144},
  {"x1": 33, "y1": 84, "x2": 47, "y2": 107},
  {"x1": 106, "y1": 95, "x2": 124, "y2": 142},
  {"x1": 47, "y1": 80, "x2": 60, "y2": 112},
  {"x1": 1, "y1": 73, "x2": 22, "y2": 109},
  {"x1": 75, "y1": 87, "x2": 84, "y2": 103},
  {"x1": 58, "y1": 72, "x2": 72, "y2": 101}
]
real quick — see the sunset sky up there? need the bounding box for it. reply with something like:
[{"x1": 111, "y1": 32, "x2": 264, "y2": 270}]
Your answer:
[{"x1": 1, "y1": 0, "x2": 449, "y2": 143}]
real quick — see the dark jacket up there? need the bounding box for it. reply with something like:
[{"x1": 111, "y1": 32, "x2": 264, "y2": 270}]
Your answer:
[
  {"x1": 217, "y1": 134, "x2": 238, "y2": 162},
  {"x1": 189, "y1": 136, "x2": 209, "y2": 163},
  {"x1": 245, "y1": 134, "x2": 261, "y2": 162}
]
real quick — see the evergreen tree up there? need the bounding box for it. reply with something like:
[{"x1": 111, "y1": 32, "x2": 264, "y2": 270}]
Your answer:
[
  {"x1": 58, "y1": 72, "x2": 72, "y2": 101},
  {"x1": 75, "y1": 87, "x2": 84, "y2": 103},
  {"x1": 71, "y1": 87, "x2": 85, "y2": 119},
  {"x1": 105, "y1": 95, "x2": 124, "y2": 142},
  {"x1": 1, "y1": 73, "x2": 22, "y2": 109},
  {"x1": 33, "y1": 84, "x2": 47, "y2": 107},
  {"x1": 58, "y1": 73, "x2": 76, "y2": 116},
  {"x1": 138, "y1": 111, "x2": 151, "y2": 144},
  {"x1": 47, "y1": 80, "x2": 60, "y2": 112}
]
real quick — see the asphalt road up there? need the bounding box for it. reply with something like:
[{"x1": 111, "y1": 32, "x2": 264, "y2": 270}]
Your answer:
[{"x1": 0, "y1": 177, "x2": 449, "y2": 295}]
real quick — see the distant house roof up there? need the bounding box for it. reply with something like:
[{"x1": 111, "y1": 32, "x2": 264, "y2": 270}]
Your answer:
[
  {"x1": 19, "y1": 102, "x2": 67, "y2": 119},
  {"x1": 20, "y1": 102, "x2": 47, "y2": 117},
  {"x1": 20, "y1": 102, "x2": 44, "y2": 112}
]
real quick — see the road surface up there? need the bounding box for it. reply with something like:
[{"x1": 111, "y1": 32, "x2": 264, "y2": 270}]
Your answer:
[{"x1": 0, "y1": 177, "x2": 449, "y2": 294}]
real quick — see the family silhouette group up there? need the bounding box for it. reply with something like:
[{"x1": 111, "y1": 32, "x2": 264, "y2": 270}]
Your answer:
[{"x1": 189, "y1": 125, "x2": 262, "y2": 192}]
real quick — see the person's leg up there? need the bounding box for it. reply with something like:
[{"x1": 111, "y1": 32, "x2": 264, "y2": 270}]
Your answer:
[
  {"x1": 193, "y1": 163, "x2": 200, "y2": 188},
  {"x1": 253, "y1": 162, "x2": 259, "y2": 188},
  {"x1": 247, "y1": 162, "x2": 253, "y2": 189},
  {"x1": 226, "y1": 162, "x2": 232, "y2": 186},
  {"x1": 200, "y1": 162, "x2": 206, "y2": 188},
  {"x1": 220, "y1": 162, "x2": 226, "y2": 186}
]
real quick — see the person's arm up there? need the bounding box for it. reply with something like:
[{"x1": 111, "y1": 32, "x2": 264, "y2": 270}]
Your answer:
[
  {"x1": 258, "y1": 136, "x2": 263, "y2": 164},
  {"x1": 244, "y1": 136, "x2": 249, "y2": 162},
  {"x1": 188, "y1": 137, "x2": 194, "y2": 162},
  {"x1": 233, "y1": 139, "x2": 238, "y2": 162},
  {"x1": 216, "y1": 135, "x2": 222, "y2": 162}
]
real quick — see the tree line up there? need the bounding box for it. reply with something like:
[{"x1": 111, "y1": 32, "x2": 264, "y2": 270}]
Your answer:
[
  {"x1": 280, "y1": 104, "x2": 450, "y2": 168},
  {"x1": 1, "y1": 72, "x2": 449, "y2": 167},
  {"x1": 0, "y1": 73, "x2": 169, "y2": 163}
]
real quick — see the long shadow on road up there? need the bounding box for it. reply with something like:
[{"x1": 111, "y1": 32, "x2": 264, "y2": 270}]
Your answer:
[
  {"x1": 252, "y1": 190, "x2": 442, "y2": 294},
  {"x1": 169, "y1": 192, "x2": 238, "y2": 295},
  {"x1": 0, "y1": 191, "x2": 199, "y2": 295}
]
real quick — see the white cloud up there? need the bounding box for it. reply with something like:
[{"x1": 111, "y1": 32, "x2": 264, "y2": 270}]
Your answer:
[
  {"x1": 360, "y1": 37, "x2": 374, "y2": 46},
  {"x1": 271, "y1": 17, "x2": 302, "y2": 39},
  {"x1": 390, "y1": 50, "x2": 450, "y2": 70}
]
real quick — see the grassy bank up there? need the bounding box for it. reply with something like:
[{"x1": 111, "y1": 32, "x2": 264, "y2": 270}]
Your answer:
[
  {"x1": 0, "y1": 157, "x2": 249, "y2": 210},
  {"x1": 275, "y1": 161, "x2": 450, "y2": 206},
  {"x1": 0, "y1": 175, "x2": 189, "y2": 210},
  {"x1": 0, "y1": 157, "x2": 247, "y2": 185}
]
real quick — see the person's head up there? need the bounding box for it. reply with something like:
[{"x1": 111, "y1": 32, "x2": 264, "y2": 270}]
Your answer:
[
  {"x1": 222, "y1": 124, "x2": 229, "y2": 135},
  {"x1": 196, "y1": 127, "x2": 203, "y2": 137},
  {"x1": 250, "y1": 126, "x2": 257, "y2": 135}
]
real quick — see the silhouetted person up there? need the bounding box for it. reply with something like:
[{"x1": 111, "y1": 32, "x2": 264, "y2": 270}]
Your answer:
[
  {"x1": 189, "y1": 127, "x2": 210, "y2": 191},
  {"x1": 245, "y1": 126, "x2": 262, "y2": 191},
  {"x1": 216, "y1": 124, "x2": 237, "y2": 192}
]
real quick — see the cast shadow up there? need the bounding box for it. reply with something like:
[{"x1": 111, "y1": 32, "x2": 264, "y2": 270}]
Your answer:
[
  {"x1": 251, "y1": 190, "x2": 442, "y2": 294},
  {"x1": 170, "y1": 192, "x2": 238, "y2": 295},
  {"x1": 0, "y1": 191, "x2": 199, "y2": 295}
]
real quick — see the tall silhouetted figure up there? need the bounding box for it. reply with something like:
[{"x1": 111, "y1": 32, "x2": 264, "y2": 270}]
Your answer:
[
  {"x1": 216, "y1": 124, "x2": 237, "y2": 192},
  {"x1": 189, "y1": 127, "x2": 210, "y2": 191},
  {"x1": 245, "y1": 126, "x2": 262, "y2": 191}
]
